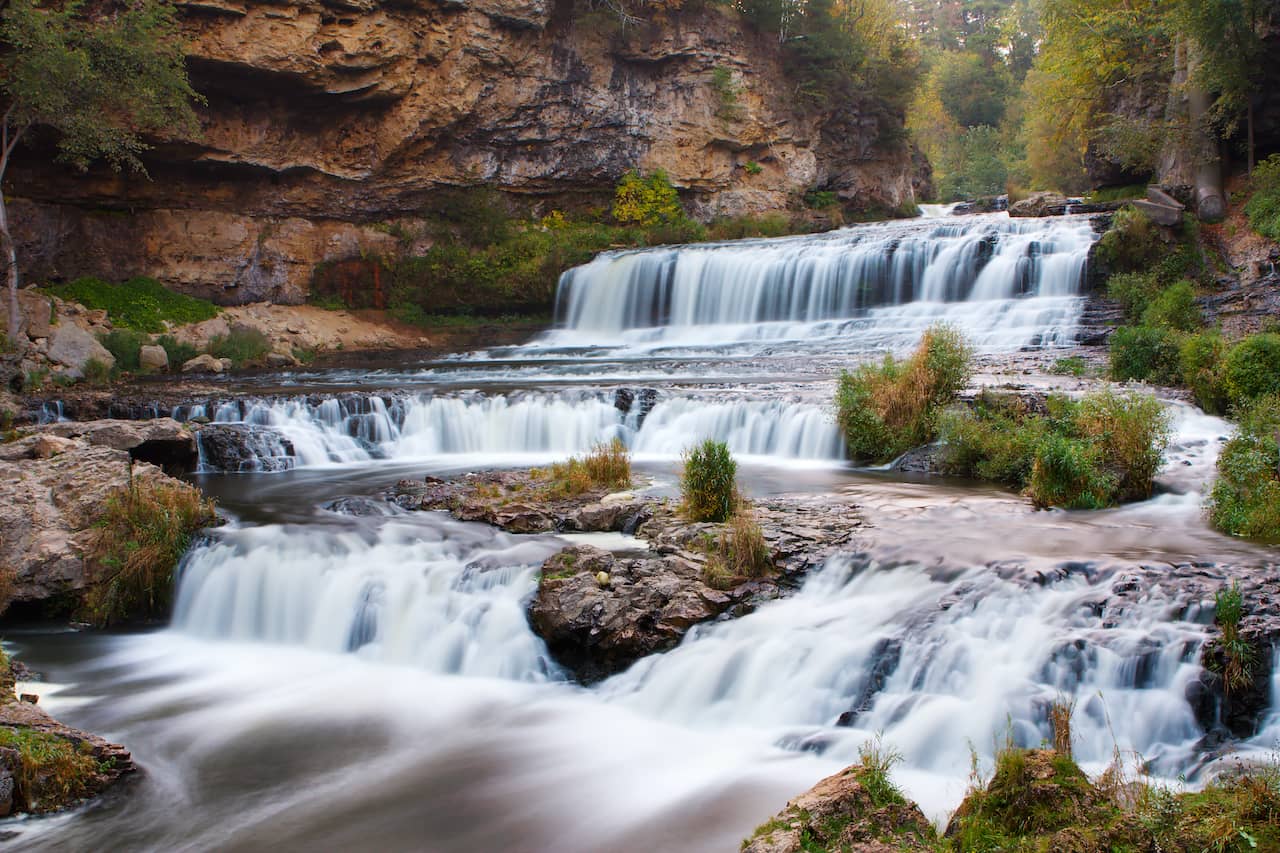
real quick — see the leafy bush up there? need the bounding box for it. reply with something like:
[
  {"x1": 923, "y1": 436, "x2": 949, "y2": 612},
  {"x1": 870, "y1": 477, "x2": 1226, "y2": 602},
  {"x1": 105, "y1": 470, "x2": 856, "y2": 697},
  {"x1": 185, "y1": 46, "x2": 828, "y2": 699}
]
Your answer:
[
  {"x1": 208, "y1": 327, "x2": 271, "y2": 367},
  {"x1": 1049, "y1": 356, "x2": 1088, "y2": 377},
  {"x1": 1106, "y1": 272, "x2": 1162, "y2": 324},
  {"x1": 1209, "y1": 394, "x2": 1280, "y2": 541},
  {"x1": 44, "y1": 276, "x2": 218, "y2": 333},
  {"x1": 1223, "y1": 333, "x2": 1280, "y2": 407},
  {"x1": 1094, "y1": 205, "x2": 1165, "y2": 274},
  {"x1": 1244, "y1": 153, "x2": 1280, "y2": 241},
  {"x1": 156, "y1": 334, "x2": 198, "y2": 368},
  {"x1": 942, "y1": 390, "x2": 1170, "y2": 509},
  {"x1": 1109, "y1": 325, "x2": 1181, "y2": 384},
  {"x1": 98, "y1": 328, "x2": 149, "y2": 372},
  {"x1": 84, "y1": 477, "x2": 216, "y2": 626},
  {"x1": 681, "y1": 439, "x2": 738, "y2": 523},
  {"x1": 613, "y1": 170, "x2": 688, "y2": 228},
  {"x1": 1141, "y1": 280, "x2": 1201, "y2": 331},
  {"x1": 1179, "y1": 330, "x2": 1229, "y2": 414},
  {"x1": 836, "y1": 325, "x2": 972, "y2": 463}
]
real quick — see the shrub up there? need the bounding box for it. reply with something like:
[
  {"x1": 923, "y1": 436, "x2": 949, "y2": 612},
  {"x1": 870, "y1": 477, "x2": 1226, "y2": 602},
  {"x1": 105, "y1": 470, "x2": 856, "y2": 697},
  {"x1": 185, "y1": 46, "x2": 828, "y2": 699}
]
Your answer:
[
  {"x1": 1209, "y1": 394, "x2": 1280, "y2": 541},
  {"x1": 80, "y1": 358, "x2": 113, "y2": 386},
  {"x1": 1109, "y1": 325, "x2": 1181, "y2": 384},
  {"x1": 1072, "y1": 390, "x2": 1170, "y2": 501},
  {"x1": 1027, "y1": 432, "x2": 1116, "y2": 509},
  {"x1": 208, "y1": 326, "x2": 271, "y2": 367},
  {"x1": 44, "y1": 276, "x2": 218, "y2": 333},
  {"x1": 1213, "y1": 582, "x2": 1256, "y2": 696},
  {"x1": 939, "y1": 396, "x2": 1048, "y2": 486},
  {"x1": 1244, "y1": 153, "x2": 1280, "y2": 241},
  {"x1": 1106, "y1": 272, "x2": 1162, "y2": 324},
  {"x1": 84, "y1": 476, "x2": 216, "y2": 626},
  {"x1": 1223, "y1": 333, "x2": 1280, "y2": 407},
  {"x1": 681, "y1": 439, "x2": 738, "y2": 523},
  {"x1": 1179, "y1": 330, "x2": 1229, "y2": 414},
  {"x1": 1094, "y1": 205, "x2": 1165, "y2": 274},
  {"x1": 156, "y1": 334, "x2": 198, "y2": 368},
  {"x1": 1048, "y1": 355, "x2": 1088, "y2": 377},
  {"x1": 99, "y1": 328, "x2": 149, "y2": 372},
  {"x1": 836, "y1": 325, "x2": 972, "y2": 463},
  {"x1": 613, "y1": 169, "x2": 688, "y2": 228},
  {"x1": 1141, "y1": 280, "x2": 1201, "y2": 331}
]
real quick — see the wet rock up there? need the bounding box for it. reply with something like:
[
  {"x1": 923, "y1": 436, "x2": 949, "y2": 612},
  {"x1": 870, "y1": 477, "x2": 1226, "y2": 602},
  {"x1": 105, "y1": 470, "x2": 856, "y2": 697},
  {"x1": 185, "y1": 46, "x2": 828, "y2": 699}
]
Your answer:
[
  {"x1": 836, "y1": 638, "x2": 902, "y2": 726},
  {"x1": 322, "y1": 496, "x2": 395, "y2": 517},
  {"x1": 193, "y1": 423, "x2": 295, "y2": 473},
  {"x1": 742, "y1": 762, "x2": 937, "y2": 852}
]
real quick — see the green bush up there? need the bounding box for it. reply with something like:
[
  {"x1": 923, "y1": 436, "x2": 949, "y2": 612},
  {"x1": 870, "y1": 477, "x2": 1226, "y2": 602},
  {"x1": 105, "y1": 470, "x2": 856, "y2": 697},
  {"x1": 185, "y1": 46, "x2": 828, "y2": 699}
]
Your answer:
[
  {"x1": 81, "y1": 358, "x2": 113, "y2": 386},
  {"x1": 1094, "y1": 205, "x2": 1165, "y2": 274},
  {"x1": 1223, "y1": 333, "x2": 1280, "y2": 407},
  {"x1": 1244, "y1": 153, "x2": 1280, "y2": 241},
  {"x1": 98, "y1": 328, "x2": 149, "y2": 372},
  {"x1": 1179, "y1": 330, "x2": 1229, "y2": 414},
  {"x1": 1109, "y1": 325, "x2": 1182, "y2": 384},
  {"x1": 1048, "y1": 355, "x2": 1088, "y2": 377},
  {"x1": 681, "y1": 439, "x2": 738, "y2": 523},
  {"x1": 836, "y1": 325, "x2": 972, "y2": 463},
  {"x1": 156, "y1": 334, "x2": 198, "y2": 368},
  {"x1": 613, "y1": 170, "x2": 688, "y2": 228},
  {"x1": 208, "y1": 327, "x2": 271, "y2": 367},
  {"x1": 1209, "y1": 395, "x2": 1280, "y2": 541},
  {"x1": 1141, "y1": 280, "x2": 1201, "y2": 331},
  {"x1": 44, "y1": 276, "x2": 218, "y2": 333},
  {"x1": 1106, "y1": 272, "x2": 1162, "y2": 324},
  {"x1": 942, "y1": 390, "x2": 1170, "y2": 509}
]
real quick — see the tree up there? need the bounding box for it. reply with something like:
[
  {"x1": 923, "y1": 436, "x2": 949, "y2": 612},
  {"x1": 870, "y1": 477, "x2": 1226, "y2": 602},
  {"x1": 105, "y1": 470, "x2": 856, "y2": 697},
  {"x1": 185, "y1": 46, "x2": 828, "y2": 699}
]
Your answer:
[
  {"x1": 0, "y1": 0, "x2": 202, "y2": 340},
  {"x1": 613, "y1": 170, "x2": 688, "y2": 227}
]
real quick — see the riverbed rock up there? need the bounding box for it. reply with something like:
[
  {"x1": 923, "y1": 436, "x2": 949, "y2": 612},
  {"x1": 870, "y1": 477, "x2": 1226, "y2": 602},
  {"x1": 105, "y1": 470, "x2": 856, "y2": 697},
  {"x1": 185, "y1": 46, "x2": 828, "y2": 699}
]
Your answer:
[
  {"x1": 37, "y1": 417, "x2": 198, "y2": 474},
  {"x1": 139, "y1": 344, "x2": 169, "y2": 372},
  {"x1": 742, "y1": 762, "x2": 937, "y2": 853},
  {"x1": 1009, "y1": 191, "x2": 1071, "y2": 218},
  {"x1": 45, "y1": 321, "x2": 114, "y2": 378},
  {"x1": 182, "y1": 353, "x2": 225, "y2": 374},
  {"x1": 192, "y1": 423, "x2": 296, "y2": 473}
]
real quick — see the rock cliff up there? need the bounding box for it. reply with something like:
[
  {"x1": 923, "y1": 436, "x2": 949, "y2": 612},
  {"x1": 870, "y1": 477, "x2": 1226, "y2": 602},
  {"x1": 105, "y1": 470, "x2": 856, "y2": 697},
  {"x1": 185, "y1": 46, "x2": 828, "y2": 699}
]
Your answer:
[{"x1": 6, "y1": 0, "x2": 927, "y2": 305}]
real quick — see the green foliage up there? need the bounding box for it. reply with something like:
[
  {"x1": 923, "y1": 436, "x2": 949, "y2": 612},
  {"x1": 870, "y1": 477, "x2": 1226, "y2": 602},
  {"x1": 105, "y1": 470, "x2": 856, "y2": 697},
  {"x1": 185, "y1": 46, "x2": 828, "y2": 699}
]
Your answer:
[
  {"x1": 1106, "y1": 272, "x2": 1162, "y2": 324},
  {"x1": 710, "y1": 66, "x2": 744, "y2": 121},
  {"x1": 936, "y1": 51, "x2": 1014, "y2": 128},
  {"x1": 1212, "y1": 581, "x2": 1255, "y2": 696},
  {"x1": 1141, "y1": 280, "x2": 1201, "y2": 331},
  {"x1": 1085, "y1": 183, "x2": 1149, "y2": 203},
  {"x1": 681, "y1": 439, "x2": 738, "y2": 523},
  {"x1": 702, "y1": 509, "x2": 774, "y2": 589},
  {"x1": 743, "y1": 160, "x2": 763, "y2": 176},
  {"x1": 942, "y1": 390, "x2": 1171, "y2": 508},
  {"x1": 837, "y1": 325, "x2": 972, "y2": 463},
  {"x1": 156, "y1": 334, "x2": 198, "y2": 369},
  {"x1": 1245, "y1": 154, "x2": 1280, "y2": 241},
  {"x1": 936, "y1": 125, "x2": 1009, "y2": 200},
  {"x1": 1209, "y1": 394, "x2": 1280, "y2": 541},
  {"x1": 803, "y1": 189, "x2": 839, "y2": 210},
  {"x1": 44, "y1": 277, "x2": 219, "y2": 333},
  {"x1": 80, "y1": 357, "x2": 112, "y2": 386},
  {"x1": 854, "y1": 736, "x2": 907, "y2": 808},
  {"x1": 99, "y1": 328, "x2": 149, "y2": 373},
  {"x1": 84, "y1": 477, "x2": 216, "y2": 626},
  {"x1": 424, "y1": 187, "x2": 512, "y2": 249},
  {"x1": 1109, "y1": 325, "x2": 1182, "y2": 385},
  {"x1": 1048, "y1": 355, "x2": 1088, "y2": 377},
  {"x1": 0, "y1": 0, "x2": 203, "y2": 173},
  {"x1": 1094, "y1": 206, "x2": 1166, "y2": 275},
  {"x1": 208, "y1": 327, "x2": 271, "y2": 367},
  {"x1": 613, "y1": 170, "x2": 688, "y2": 228},
  {"x1": 0, "y1": 726, "x2": 99, "y2": 812},
  {"x1": 1179, "y1": 330, "x2": 1229, "y2": 413},
  {"x1": 1223, "y1": 333, "x2": 1280, "y2": 407}
]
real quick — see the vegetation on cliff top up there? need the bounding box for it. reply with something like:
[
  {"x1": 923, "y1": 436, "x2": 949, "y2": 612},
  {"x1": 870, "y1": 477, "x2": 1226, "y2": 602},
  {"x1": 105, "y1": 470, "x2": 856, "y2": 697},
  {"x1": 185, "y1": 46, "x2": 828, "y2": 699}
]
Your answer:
[{"x1": 0, "y1": 0, "x2": 202, "y2": 340}]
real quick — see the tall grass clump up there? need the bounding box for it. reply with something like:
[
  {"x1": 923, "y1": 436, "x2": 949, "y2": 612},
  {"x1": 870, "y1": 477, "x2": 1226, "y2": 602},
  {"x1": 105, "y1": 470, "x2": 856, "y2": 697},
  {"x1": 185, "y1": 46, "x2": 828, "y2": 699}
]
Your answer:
[
  {"x1": 701, "y1": 509, "x2": 773, "y2": 589},
  {"x1": 1212, "y1": 581, "x2": 1256, "y2": 697},
  {"x1": 84, "y1": 477, "x2": 216, "y2": 626},
  {"x1": 0, "y1": 726, "x2": 99, "y2": 812},
  {"x1": 208, "y1": 326, "x2": 271, "y2": 367},
  {"x1": 681, "y1": 438, "x2": 738, "y2": 522},
  {"x1": 541, "y1": 438, "x2": 632, "y2": 497},
  {"x1": 1209, "y1": 394, "x2": 1280, "y2": 541},
  {"x1": 836, "y1": 324, "x2": 972, "y2": 463},
  {"x1": 156, "y1": 334, "x2": 198, "y2": 368}
]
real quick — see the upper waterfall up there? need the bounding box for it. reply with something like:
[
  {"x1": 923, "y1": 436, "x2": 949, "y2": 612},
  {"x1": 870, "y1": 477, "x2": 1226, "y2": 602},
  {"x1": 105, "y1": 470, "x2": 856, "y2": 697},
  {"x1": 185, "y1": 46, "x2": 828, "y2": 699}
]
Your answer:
[{"x1": 542, "y1": 213, "x2": 1097, "y2": 352}]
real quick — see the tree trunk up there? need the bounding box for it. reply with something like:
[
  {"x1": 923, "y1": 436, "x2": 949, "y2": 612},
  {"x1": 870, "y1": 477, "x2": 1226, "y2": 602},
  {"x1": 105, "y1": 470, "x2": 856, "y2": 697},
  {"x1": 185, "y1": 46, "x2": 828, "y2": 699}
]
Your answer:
[{"x1": 1, "y1": 192, "x2": 19, "y2": 343}]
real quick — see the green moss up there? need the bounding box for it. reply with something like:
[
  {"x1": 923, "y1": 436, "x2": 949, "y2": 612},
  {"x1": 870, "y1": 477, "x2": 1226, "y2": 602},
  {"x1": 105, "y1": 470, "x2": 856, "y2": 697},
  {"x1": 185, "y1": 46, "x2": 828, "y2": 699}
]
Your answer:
[
  {"x1": 44, "y1": 276, "x2": 219, "y2": 333},
  {"x1": 1244, "y1": 153, "x2": 1280, "y2": 241}
]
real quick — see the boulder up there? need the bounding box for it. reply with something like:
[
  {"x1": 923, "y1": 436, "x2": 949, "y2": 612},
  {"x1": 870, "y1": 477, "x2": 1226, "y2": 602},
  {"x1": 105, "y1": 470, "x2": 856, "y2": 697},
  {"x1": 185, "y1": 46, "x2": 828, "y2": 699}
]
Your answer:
[
  {"x1": 1009, "y1": 191, "x2": 1070, "y2": 218},
  {"x1": 2, "y1": 290, "x2": 53, "y2": 341},
  {"x1": 45, "y1": 322, "x2": 115, "y2": 378},
  {"x1": 193, "y1": 423, "x2": 295, "y2": 472},
  {"x1": 139, "y1": 344, "x2": 169, "y2": 372},
  {"x1": 265, "y1": 350, "x2": 299, "y2": 368},
  {"x1": 182, "y1": 353, "x2": 225, "y2": 373},
  {"x1": 743, "y1": 763, "x2": 937, "y2": 852},
  {"x1": 37, "y1": 418, "x2": 197, "y2": 473}
]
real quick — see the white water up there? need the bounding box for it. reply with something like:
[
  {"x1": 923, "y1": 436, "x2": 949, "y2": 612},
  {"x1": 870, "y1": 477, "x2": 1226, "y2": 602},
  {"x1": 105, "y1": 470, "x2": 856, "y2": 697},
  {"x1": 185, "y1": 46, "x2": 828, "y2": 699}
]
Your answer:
[
  {"x1": 543, "y1": 213, "x2": 1096, "y2": 352},
  {"x1": 188, "y1": 391, "x2": 846, "y2": 471}
]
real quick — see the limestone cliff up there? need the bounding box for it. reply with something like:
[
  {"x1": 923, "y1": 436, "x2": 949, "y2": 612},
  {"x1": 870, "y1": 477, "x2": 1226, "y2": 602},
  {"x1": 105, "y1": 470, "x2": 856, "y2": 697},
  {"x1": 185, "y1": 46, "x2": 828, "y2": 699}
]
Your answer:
[{"x1": 6, "y1": 0, "x2": 927, "y2": 305}]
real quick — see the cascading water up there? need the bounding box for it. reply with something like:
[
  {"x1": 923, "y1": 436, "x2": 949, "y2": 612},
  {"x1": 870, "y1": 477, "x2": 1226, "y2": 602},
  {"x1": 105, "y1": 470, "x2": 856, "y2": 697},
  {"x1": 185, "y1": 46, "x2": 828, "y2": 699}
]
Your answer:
[
  {"x1": 185, "y1": 391, "x2": 846, "y2": 471},
  {"x1": 541, "y1": 212, "x2": 1096, "y2": 352}
]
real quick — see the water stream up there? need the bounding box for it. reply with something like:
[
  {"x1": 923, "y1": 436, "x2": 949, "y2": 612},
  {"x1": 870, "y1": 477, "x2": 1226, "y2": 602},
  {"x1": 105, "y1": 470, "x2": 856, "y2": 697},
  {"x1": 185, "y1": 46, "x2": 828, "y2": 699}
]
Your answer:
[{"x1": 7, "y1": 212, "x2": 1277, "y2": 852}]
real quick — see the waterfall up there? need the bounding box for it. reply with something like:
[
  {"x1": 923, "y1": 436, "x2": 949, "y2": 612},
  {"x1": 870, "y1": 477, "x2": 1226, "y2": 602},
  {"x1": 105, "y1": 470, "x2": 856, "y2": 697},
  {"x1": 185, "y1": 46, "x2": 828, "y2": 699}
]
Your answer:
[
  {"x1": 180, "y1": 391, "x2": 846, "y2": 471},
  {"x1": 541, "y1": 213, "x2": 1096, "y2": 351}
]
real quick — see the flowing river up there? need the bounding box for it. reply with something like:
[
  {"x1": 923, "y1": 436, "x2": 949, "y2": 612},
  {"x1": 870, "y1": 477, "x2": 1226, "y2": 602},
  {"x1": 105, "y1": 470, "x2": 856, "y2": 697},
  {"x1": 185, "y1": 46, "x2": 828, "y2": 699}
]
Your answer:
[{"x1": 6, "y1": 212, "x2": 1278, "y2": 852}]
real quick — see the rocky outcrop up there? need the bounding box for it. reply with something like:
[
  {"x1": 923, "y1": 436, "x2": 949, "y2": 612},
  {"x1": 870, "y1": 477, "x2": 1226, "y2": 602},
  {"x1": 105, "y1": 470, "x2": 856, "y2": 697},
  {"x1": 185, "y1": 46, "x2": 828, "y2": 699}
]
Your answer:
[
  {"x1": 742, "y1": 762, "x2": 937, "y2": 853},
  {"x1": 37, "y1": 417, "x2": 198, "y2": 474},
  {"x1": 193, "y1": 423, "x2": 296, "y2": 472},
  {"x1": 0, "y1": 420, "x2": 199, "y2": 606},
  {"x1": 8, "y1": 1, "x2": 924, "y2": 305}
]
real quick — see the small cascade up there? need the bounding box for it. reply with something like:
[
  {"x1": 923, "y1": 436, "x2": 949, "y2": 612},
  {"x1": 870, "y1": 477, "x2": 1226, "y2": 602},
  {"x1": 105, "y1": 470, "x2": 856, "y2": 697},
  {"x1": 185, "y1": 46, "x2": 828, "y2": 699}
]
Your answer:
[
  {"x1": 175, "y1": 390, "x2": 845, "y2": 470},
  {"x1": 543, "y1": 213, "x2": 1097, "y2": 351},
  {"x1": 37, "y1": 400, "x2": 67, "y2": 424}
]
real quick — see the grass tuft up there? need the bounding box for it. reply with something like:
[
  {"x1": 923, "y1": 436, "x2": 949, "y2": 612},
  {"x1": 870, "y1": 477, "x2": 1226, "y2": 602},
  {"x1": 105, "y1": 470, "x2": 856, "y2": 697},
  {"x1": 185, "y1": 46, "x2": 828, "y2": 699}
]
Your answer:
[{"x1": 681, "y1": 439, "x2": 739, "y2": 523}]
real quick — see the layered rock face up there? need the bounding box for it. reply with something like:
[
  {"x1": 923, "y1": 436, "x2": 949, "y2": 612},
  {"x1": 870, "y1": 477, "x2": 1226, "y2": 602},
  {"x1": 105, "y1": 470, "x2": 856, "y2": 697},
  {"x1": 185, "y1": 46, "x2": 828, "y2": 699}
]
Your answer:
[{"x1": 7, "y1": 0, "x2": 926, "y2": 305}]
